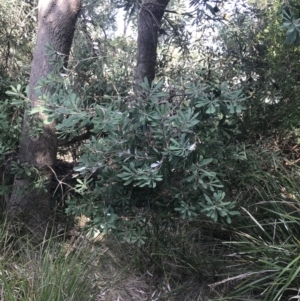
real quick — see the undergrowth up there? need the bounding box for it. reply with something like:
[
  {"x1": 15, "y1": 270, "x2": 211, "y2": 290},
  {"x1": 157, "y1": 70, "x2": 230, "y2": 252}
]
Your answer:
[
  {"x1": 0, "y1": 216, "x2": 96, "y2": 301},
  {"x1": 2, "y1": 145, "x2": 300, "y2": 301},
  {"x1": 212, "y1": 151, "x2": 300, "y2": 301}
]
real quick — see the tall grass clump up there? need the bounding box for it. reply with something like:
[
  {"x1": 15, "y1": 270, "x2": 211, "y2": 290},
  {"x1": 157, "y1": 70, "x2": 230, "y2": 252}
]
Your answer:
[
  {"x1": 212, "y1": 152, "x2": 300, "y2": 300},
  {"x1": 0, "y1": 217, "x2": 96, "y2": 301}
]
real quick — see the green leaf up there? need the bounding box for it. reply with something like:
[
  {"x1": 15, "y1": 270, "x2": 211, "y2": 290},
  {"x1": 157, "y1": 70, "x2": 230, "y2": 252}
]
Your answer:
[
  {"x1": 28, "y1": 107, "x2": 42, "y2": 115},
  {"x1": 206, "y1": 103, "x2": 216, "y2": 114},
  {"x1": 286, "y1": 28, "x2": 297, "y2": 44}
]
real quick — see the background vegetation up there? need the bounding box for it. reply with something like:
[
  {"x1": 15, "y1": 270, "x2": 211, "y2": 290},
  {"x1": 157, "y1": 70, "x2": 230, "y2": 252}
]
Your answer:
[{"x1": 2, "y1": 0, "x2": 300, "y2": 300}]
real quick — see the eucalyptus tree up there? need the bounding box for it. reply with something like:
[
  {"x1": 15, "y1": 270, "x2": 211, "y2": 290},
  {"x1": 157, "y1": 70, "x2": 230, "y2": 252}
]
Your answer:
[
  {"x1": 8, "y1": 0, "x2": 82, "y2": 223},
  {"x1": 135, "y1": 0, "x2": 170, "y2": 86}
]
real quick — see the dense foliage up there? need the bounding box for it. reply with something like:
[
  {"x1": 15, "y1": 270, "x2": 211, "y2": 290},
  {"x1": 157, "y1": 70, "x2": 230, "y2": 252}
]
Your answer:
[{"x1": 2, "y1": 0, "x2": 300, "y2": 299}]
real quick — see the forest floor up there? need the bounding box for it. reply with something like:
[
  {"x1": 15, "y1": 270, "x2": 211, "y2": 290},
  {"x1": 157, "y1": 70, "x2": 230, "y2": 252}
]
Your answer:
[{"x1": 0, "y1": 212, "x2": 231, "y2": 301}]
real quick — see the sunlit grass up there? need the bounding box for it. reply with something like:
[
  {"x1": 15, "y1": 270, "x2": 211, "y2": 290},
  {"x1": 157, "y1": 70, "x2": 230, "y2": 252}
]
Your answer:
[{"x1": 0, "y1": 218, "x2": 95, "y2": 301}]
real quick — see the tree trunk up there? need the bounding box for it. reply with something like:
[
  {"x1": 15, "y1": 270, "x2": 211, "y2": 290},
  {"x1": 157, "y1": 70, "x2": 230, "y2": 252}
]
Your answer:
[
  {"x1": 135, "y1": 0, "x2": 170, "y2": 88},
  {"x1": 8, "y1": 0, "x2": 81, "y2": 226}
]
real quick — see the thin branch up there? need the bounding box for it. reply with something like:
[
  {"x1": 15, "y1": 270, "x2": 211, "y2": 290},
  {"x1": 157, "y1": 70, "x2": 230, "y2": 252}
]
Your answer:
[{"x1": 58, "y1": 131, "x2": 92, "y2": 147}]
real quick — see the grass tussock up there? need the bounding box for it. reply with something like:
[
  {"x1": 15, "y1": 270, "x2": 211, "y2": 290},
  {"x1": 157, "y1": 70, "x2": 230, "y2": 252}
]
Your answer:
[
  {"x1": 211, "y1": 154, "x2": 300, "y2": 301},
  {"x1": 0, "y1": 218, "x2": 95, "y2": 301},
  {"x1": 212, "y1": 199, "x2": 300, "y2": 300}
]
